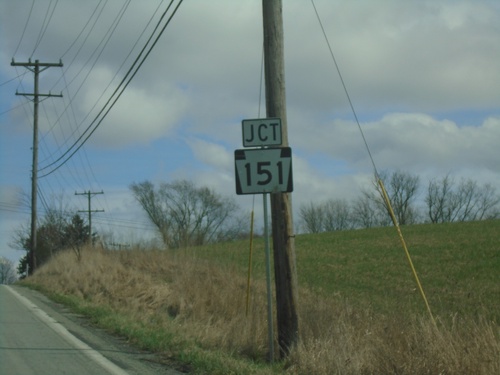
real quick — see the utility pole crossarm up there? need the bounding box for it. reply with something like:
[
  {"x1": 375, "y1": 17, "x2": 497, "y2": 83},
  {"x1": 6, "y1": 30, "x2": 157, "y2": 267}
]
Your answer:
[
  {"x1": 16, "y1": 92, "x2": 63, "y2": 98},
  {"x1": 11, "y1": 58, "x2": 63, "y2": 68}
]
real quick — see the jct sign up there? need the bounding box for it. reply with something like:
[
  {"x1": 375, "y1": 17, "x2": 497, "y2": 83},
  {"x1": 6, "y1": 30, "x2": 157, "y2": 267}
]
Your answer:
[
  {"x1": 242, "y1": 118, "x2": 282, "y2": 147},
  {"x1": 234, "y1": 147, "x2": 293, "y2": 195}
]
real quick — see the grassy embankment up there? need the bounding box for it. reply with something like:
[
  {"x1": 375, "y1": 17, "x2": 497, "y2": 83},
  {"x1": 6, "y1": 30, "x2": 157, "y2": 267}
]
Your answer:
[{"x1": 23, "y1": 220, "x2": 500, "y2": 374}]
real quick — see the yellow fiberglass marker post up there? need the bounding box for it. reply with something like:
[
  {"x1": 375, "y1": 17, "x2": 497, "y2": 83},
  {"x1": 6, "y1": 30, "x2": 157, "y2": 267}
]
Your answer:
[{"x1": 378, "y1": 178, "x2": 436, "y2": 326}]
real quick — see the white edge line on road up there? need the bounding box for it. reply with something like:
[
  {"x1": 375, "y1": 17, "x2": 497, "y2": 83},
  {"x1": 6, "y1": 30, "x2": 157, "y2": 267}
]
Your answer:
[{"x1": 4, "y1": 285, "x2": 130, "y2": 375}]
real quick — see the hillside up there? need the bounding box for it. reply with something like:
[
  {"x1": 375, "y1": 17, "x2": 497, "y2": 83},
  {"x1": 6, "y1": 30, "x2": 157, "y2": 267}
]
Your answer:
[{"x1": 23, "y1": 220, "x2": 500, "y2": 374}]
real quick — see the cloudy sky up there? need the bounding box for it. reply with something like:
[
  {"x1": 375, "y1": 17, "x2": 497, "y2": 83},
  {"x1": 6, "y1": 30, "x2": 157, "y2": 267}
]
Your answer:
[{"x1": 1, "y1": 0, "x2": 499, "y2": 265}]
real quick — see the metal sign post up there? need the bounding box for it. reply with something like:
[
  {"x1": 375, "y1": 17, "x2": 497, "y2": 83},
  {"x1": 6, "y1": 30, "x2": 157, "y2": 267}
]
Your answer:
[{"x1": 262, "y1": 193, "x2": 274, "y2": 362}]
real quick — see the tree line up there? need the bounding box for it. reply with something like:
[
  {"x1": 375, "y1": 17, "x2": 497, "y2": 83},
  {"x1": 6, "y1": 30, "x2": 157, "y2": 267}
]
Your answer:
[
  {"x1": 11, "y1": 174, "x2": 498, "y2": 277},
  {"x1": 299, "y1": 171, "x2": 500, "y2": 234}
]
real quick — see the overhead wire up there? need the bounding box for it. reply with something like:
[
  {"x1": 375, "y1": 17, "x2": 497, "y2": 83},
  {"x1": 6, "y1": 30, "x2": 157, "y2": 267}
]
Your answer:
[
  {"x1": 0, "y1": 202, "x2": 31, "y2": 215},
  {"x1": 38, "y1": 0, "x2": 184, "y2": 178},
  {"x1": 310, "y1": 0, "x2": 435, "y2": 325},
  {"x1": 39, "y1": 0, "x2": 139, "y2": 162},
  {"x1": 35, "y1": 1, "x2": 127, "y2": 237},
  {"x1": 37, "y1": 0, "x2": 162, "y2": 237},
  {"x1": 37, "y1": 186, "x2": 51, "y2": 216},
  {"x1": 5, "y1": 1, "x2": 110, "y2": 245},
  {"x1": 5, "y1": 1, "x2": 172, "y2": 241},
  {"x1": 59, "y1": 0, "x2": 106, "y2": 60},
  {"x1": 0, "y1": 101, "x2": 31, "y2": 117},
  {"x1": 310, "y1": 0, "x2": 378, "y2": 178},
  {"x1": 0, "y1": 72, "x2": 29, "y2": 88},
  {"x1": 0, "y1": 197, "x2": 154, "y2": 233},
  {"x1": 40, "y1": 0, "x2": 131, "y2": 152},
  {"x1": 7, "y1": 1, "x2": 183, "y2": 244},
  {"x1": 34, "y1": 0, "x2": 171, "y2": 237},
  {"x1": 40, "y1": 98, "x2": 89, "y2": 190},
  {"x1": 58, "y1": 0, "x2": 108, "y2": 79},
  {"x1": 31, "y1": 0, "x2": 60, "y2": 58},
  {"x1": 13, "y1": 0, "x2": 35, "y2": 57},
  {"x1": 41, "y1": 0, "x2": 164, "y2": 163}
]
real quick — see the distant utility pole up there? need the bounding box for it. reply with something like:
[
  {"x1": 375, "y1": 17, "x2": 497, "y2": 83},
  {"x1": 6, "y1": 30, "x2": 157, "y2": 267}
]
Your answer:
[
  {"x1": 262, "y1": 0, "x2": 299, "y2": 358},
  {"x1": 75, "y1": 190, "x2": 104, "y2": 246},
  {"x1": 111, "y1": 243, "x2": 130, "y2": 250},
  {"x1": 11, "y1": 59, "x2": 63, "y2": 275}
]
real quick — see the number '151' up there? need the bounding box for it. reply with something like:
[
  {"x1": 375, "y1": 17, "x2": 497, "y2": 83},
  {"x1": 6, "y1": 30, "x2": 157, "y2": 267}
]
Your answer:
[{"x1": 245, "y1": 161, "x2": 284, "y2": 186}]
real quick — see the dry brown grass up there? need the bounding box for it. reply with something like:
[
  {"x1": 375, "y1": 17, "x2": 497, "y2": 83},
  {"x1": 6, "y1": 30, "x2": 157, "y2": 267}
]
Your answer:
[
  {"x1": 291, "y1": 303, "x2": 500, "y2": 375},
  {"x1": 28, "y1": 246, "x2": 500, "y2": 374}
]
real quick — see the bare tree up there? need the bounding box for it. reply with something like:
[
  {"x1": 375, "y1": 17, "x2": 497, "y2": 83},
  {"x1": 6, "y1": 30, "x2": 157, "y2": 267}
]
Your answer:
[
  {"x1": 323, "y1": 199, "x2": 353, "y2": 231},
  {"x1": 426, "y1": 174, "x2": 454, "y2": 223},
  {"x1": 299, "y1": 199, "x2": 354, "y2": 233},
  {"x1": 351, "y1": 194, "x2": 385, "y2": 228},
  {"x1": 366, "y1": 170, "x2": 420, "y2": 226},
  {"x1": 130, "y1": 180, "x2": 242, "y2": 248},
  {"x1": 453, "y1": 179, "x2": 479, "y2": 222},
  {"x1": 299, "y1": 202, "x2": 324, "y2": 233},
  {"x1": 129, "y1": 181, "x2": 171, "y2": 245},
  {"x1": 0, "y1": 257, "x2": 17, "y2": 284},
  {"x1": 426, "y1": 176, "x2": 499, "y2": 223},
  {"x1": 474, "y1": 183, "x2": 500, "y2": 220}
]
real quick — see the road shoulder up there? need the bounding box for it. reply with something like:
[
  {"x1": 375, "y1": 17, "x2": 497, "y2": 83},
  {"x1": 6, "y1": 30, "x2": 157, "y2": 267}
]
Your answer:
[{"x1": 9, "y1": 285, "x2": 185, "y2": 375}]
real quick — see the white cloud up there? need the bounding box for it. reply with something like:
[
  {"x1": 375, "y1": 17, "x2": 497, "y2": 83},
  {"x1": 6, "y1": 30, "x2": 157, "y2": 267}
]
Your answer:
[
  {"x1": 77, "y1": 66, "x2": 188, "y2": 148},
  {"x1": 2, "y1": 1, "x2": 500, "y2": 259},
  {"x1": 187, "y1": 138, "x2": 233, "y2": 172},
  {"x1": 284, "y1": 0, "x2": 500, "y2": 114},
  {"x1": 290, "y1": 112, "x2": 500, "y2": 175}
]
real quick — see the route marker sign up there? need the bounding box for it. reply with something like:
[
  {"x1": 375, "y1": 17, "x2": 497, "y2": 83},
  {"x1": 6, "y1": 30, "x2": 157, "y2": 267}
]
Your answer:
[
  {"x1": 234, "y1": 147, "x2": 293, "y2": 195},
  {"x1": 242, "y1": 118, "x2": 282, "y2": 147}
]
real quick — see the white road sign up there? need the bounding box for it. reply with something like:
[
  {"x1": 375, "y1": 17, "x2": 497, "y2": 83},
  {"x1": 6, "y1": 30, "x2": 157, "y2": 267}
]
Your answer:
[
  {"x1": 234, "y1": 147, "x2": 293, "y2": 195},
  {"x1": 242, "y1": 118, "x2": 282, "y2": 147}
]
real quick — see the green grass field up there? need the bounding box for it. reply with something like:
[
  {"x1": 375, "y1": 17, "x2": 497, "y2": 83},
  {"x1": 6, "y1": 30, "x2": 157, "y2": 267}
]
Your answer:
[
  {"x1": 25, "y1": 219, "x2": 500, "y2": 374},
  {"x1": 191, "y1": 219, "x2": 500, "y2": 321}
]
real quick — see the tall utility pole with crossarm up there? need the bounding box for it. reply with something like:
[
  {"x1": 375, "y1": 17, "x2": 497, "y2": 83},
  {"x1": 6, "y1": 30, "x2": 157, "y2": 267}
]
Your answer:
[
  {"x1": 75, "y1": 190, "x2": 104, "y2": 246},
  {"x1": 11, "y1": 59, "x2": 63, "y2": 275}
]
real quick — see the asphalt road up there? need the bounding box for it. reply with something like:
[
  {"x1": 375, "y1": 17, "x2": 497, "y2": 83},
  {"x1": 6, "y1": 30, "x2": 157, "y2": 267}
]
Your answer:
[{"x1": 0, "y1": 285, "x2": 185, "y2": 375}]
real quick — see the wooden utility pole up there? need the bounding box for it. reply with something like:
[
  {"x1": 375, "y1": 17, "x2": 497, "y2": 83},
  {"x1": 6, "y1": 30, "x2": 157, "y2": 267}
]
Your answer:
[
  {"x1": 262, "y1": 0, "x2": 299, "y2": 358},
  {"x1": 11, "y1": 59, "x2": 63, "y2": 275},
  {"x1": 75, "y1": 190, "x2": 104, "y2": 246}
]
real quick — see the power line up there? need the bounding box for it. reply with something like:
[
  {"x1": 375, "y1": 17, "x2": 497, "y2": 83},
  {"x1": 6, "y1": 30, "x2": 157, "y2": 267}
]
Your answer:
[
  {"x1": 39, "y1": 0, "x2": 131, "y2": 152},
  {"x1": 38, "y1": 0, "x2": 144, "y2": 166},
  {"x1": 0, "y1": 200, "x2": 155, "y2": 233},
  {"x1": 41, "y1": 0, "x2": 164, "y2": 163},
  {"x1": 40, "y1": 0, "x2": 176, "y2": 173},
  {"x1": 59, "y1": 0, "x2": 106, "y2": 59},
  {"x1": 31, "y1": 0, "x2": 60, "y2": 58},
  {"x1": 38, "y1": 0, "x2": 184, "y2": 178},
  {"x1": 0, "y1": 71, "x2": 29, "y2": 88},
  {"x1": 0, "y1": 101, "x2": 30, "y2": 117},
  {"x1": 13, "y1": 0, "x2": 35, "y2": 57},
  {"x1": 310, "y1": 0, "x2": 379, "y2": 178}
]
